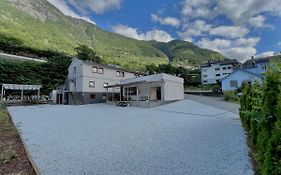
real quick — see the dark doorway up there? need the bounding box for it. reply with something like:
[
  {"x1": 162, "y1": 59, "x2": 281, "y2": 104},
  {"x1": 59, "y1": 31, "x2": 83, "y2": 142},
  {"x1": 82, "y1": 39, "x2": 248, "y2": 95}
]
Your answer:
[{"x1": 156, "y1": 87, "x2": 161, "y2": 100}]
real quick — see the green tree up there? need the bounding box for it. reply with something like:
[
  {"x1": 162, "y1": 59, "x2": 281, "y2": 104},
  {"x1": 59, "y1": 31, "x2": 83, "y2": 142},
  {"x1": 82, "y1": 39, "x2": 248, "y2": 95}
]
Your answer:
[{"x1": 75, "y1": 45, "x2": 102, "y2": 63}]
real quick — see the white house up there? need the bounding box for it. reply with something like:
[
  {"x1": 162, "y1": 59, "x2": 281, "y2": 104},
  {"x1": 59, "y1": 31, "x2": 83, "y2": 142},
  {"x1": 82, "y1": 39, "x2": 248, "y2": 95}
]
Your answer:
[
  {"x1": 61, "y1": 58, "x2": 140, "y2": 104},
  {"x1": 201, "y1": 59, "x2": 239, "y2": 84}
]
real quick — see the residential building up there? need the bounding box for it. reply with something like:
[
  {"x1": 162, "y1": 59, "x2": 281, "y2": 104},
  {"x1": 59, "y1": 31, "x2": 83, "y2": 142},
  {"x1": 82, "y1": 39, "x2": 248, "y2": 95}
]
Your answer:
[
  {"x1": 201, "y1": 59, "x2": 239, "y2": 84},
  {"x1": 221, "y1": 69, "x2": 263, "y2": 91},
  {"x1": 53, "y1": 58, "x2": 184, "y2": 107},
  {"x1": 66, "y1": 58, "x2": 140, "y2": 104},
  {"x1": 221, "y1": 55, "x2": 279, "y2": 91}
]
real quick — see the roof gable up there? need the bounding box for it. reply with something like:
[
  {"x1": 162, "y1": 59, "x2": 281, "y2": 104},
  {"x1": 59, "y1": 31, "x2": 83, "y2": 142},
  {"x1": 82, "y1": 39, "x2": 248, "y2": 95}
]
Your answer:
[{"x1": 221, "y1": 69, "x2": 263, "y2": 81}]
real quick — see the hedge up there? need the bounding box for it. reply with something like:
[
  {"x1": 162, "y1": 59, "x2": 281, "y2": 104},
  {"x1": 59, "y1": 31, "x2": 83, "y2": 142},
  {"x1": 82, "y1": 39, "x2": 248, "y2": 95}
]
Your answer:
[{"x1": 240, "y1": 65, "x2": 281, "y2": 175}]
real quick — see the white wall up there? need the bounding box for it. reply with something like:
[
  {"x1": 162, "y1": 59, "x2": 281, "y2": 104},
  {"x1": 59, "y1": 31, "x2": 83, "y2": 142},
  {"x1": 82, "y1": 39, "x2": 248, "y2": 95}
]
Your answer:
[
  {"x1": 67, "y1": 59, "x2": 136, "y2": 93},
  {"x1": 163, "y1": 80, "x2": 184, "y2": 101},
  {"x1": 201, "y1": 63, "x2": 235, "y2": 84},
  {"x1": 81, "y1": 63, "x2": 135, "y2": 93}
]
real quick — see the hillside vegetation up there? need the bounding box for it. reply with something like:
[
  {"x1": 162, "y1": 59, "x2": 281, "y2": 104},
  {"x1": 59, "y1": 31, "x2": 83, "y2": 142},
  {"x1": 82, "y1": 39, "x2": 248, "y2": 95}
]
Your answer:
[{"x1": 0, "y1": 0, "x2": 225, "y2": 70}]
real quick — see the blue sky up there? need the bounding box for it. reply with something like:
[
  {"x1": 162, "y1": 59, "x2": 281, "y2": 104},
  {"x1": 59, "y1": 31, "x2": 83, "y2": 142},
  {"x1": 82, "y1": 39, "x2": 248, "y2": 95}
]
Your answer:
[{"x1": 47, "y1": 0, "x2": 281, "y2": 62}]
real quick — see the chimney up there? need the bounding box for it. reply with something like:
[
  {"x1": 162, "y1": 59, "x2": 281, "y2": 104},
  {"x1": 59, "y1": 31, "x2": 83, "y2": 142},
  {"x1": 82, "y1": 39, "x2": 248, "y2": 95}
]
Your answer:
[{"x1": 251, "y1": 56, "x2": 255, "y2": 60}]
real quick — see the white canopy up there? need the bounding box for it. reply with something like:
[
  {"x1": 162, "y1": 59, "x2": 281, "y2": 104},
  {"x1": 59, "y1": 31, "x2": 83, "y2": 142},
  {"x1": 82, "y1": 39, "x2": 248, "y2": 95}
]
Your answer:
[{"x1": 2, "y1": 84, "x2": 42, "y2": 90}]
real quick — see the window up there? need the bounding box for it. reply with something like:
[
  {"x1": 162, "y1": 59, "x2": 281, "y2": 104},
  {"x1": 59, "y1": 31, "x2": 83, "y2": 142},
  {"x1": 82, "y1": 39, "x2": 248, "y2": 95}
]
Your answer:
[
  {"x1": 223, "y1": 73, "x2": 227, "y2": 75},
  {"x1": 116, "y1": 71, "x2": 120, "y2": 77},
  {"x1": 203, "y1": 75, "x2": 208, "y2": 78},
  {"x1": 228, "y1": 66, "x2": 232, "y2": 69},
  {"x1": 223, "y1": 67, "x2": 226, "y2": 70},
  {"x1": 262, "y1": 64, "x2": 267, "y2": 70},
  {"x1": 203, "y1": 80, "x2": 208, "y2": 83},
  {"x1": 216, "y1": 74, "x2": 220, "y2": 77},
  {"x1": 92, "y1": 67, "x2": 97, "y2": 73},
  {"x1": 104, "y1": 82, "x2": 108, "y2": 88},
  {"x1": 90, "y1": 94, "x2": 96, "y2": 99},
  {"x1": 98, "y1": 68, "x2": 104, "y2": 74},
  {"x1": 121, "y1": 72, "x2": 125, "y2": 77},
  {"x1": 89, "y1": 81, "x2": 95, "y2": 88},
  {"x1": 230, "y1": 80, "x2": 238, "y2": 87},
  {"x1": 125, "y1": 87, "x2": 137, "y2": 95},
  {"x1": 215, "y1": 68, "x2": 220, "y2": 71}
]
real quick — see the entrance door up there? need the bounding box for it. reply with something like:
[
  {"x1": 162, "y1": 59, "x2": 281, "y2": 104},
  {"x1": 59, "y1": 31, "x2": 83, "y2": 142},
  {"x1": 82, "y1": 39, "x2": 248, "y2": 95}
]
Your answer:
[{"x1": 156, "y1": 87, "x2": 161, "y2": 100}]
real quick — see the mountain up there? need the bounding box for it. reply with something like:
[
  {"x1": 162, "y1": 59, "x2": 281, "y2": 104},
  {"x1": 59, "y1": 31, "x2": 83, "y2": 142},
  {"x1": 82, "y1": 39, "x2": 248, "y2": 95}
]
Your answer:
[{"x1": 0, "y1": 0, "x2": 225, "y2": 70}]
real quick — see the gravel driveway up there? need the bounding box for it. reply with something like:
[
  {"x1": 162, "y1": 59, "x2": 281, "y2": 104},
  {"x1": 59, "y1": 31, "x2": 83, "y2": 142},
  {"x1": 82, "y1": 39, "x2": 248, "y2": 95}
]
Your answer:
[{"x1": 8, "y1": 99, "x2": 253, "y2": 175}]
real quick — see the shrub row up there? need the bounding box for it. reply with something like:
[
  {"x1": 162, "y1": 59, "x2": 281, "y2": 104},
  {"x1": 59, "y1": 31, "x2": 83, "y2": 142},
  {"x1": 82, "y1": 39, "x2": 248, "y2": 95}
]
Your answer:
[{"x1": 240, "y1": 66, "x2": 281, "y2": 175}]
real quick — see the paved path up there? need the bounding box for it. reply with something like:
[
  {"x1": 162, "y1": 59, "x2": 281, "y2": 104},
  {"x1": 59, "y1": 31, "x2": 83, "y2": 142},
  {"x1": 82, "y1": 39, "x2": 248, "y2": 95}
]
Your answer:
[
  {"x1": 9, "y1": 99, "x2": 252, "y2": 175},
  {"x1": 185, "y1": 94, "x2": 240, "y2": 114}
]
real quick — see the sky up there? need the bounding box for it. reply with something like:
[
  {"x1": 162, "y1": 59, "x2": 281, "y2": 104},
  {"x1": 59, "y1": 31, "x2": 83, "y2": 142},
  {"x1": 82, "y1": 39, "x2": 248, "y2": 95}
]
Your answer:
[{"x1": 47, "y1": 0, "x2": 281, "y2": 62}]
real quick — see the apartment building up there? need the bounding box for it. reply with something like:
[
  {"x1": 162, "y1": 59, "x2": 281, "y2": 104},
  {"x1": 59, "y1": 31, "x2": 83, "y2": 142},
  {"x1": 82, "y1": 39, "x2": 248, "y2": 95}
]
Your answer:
[{"x1": 201, "y1": 59, "x2": 239, "y2": 84}]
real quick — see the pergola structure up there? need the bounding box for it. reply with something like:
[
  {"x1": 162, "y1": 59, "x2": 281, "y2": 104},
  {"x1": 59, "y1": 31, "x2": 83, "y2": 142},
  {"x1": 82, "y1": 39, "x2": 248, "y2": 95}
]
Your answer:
[{"x1": 1, "y1": 84, "x2": 42, "y2": 101}]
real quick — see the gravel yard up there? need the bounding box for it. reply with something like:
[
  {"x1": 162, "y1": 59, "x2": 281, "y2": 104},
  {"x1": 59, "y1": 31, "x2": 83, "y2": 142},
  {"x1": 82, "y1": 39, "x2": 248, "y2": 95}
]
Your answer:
[{"x1": 8, "y1": 99, "x2": 253, "y2": 175}]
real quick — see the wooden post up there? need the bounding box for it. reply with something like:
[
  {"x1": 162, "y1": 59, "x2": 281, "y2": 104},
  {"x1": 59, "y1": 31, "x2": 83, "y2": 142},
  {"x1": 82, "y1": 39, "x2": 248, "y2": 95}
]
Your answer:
[
  {"x1": 126, "y1": 87, "x2": 128, "y2": 102},
  {"x1": 119, "y1": 86, "x2": 122, "y2": 101},
  {"x1": 136, "y1": 86, "x2": 139, "y2": 101},
  {"x1": 106, "y1": 88, "x2": 109, "y2": 101},
  {"x1": 1, "y1": 85, "x2": 4, "y2": 101},
  {"x1": 112, "y1": 87, "x2": 115, "y2": 101},
  {"x1": 21, "y1": 88, "x2": 24, "y2": 102},
  {"x1": 147, "y1": 85, "x2": 150, "y2": 101},
  {"x1": 37, "y1": 88, "x2": 40, "y2": 100}
]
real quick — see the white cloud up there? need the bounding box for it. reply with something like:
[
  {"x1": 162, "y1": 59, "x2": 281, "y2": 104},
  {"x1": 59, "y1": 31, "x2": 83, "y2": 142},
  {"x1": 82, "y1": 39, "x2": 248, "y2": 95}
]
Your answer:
[
  {"x1": 218, "y1": 0, "x2": 281, "y2": 24},
  {"x1": 144, "y1": 30, "x2": 174, "y2": 42},
  {"x1": 248, "y1": 15, "x2": 269, "y2": 28},
  {"x1": 47, "y1": 0, "x2": 95, "y2": 24},
  {"x1": 209, "y1": 26, "x2": 249, "y2": 38},
  {"x1": 151, "y1": 14, "x2": 181, "y2": 27},
  {"x1": 181, "y1": 0, "x2": 216, "y2": 19},
  {"x1": 180, "y1": 0, "x2": 281, "y2": 27},
  {"x1": 197, "y1": 37, "x2": 260, "y2": 62},
  {"x1": 112, "y1": 25, "x2": 173, "y2": 43},
  {"x1": 66, "y1": 0, "x2": 123, "y2": 14},
  {"x1": 255, "y1": 51, "x2": 275, "y2": 58},
  {"x1": 178, "y1": 20, "x2": 212, "y2": 41}
]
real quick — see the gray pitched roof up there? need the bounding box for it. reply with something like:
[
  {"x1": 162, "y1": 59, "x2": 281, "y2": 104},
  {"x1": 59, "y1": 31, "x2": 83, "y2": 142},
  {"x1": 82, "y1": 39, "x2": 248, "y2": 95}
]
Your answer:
[
  {"x1": 201, "y1": 59, "x2": 239, "y2": 68},
  {"x1": 242, "y1": 55, "x2": 279, "y2": 68}
]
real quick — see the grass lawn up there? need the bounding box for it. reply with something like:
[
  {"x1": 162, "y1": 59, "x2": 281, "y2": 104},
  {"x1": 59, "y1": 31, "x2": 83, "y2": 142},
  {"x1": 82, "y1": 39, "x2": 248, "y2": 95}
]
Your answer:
[{"x1": 0, "y1": 103, "x2": 36, "y2": 175}]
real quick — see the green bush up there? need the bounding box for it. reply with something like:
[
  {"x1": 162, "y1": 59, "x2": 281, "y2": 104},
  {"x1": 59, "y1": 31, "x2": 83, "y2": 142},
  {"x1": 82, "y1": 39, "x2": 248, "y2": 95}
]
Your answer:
[
  {"x1": 223, "y1": 91, "x2": 239, "y2": 103},
  {"x1": 240, "y1": 64, "x2": 281, "y2": 175}
]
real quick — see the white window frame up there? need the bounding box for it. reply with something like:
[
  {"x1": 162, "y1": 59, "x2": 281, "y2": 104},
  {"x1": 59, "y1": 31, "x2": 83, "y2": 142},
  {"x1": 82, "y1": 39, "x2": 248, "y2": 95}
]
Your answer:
[
  {"x1": 92, "y1": 67, "x2": 97, "y2": 73},
  {"x1": 104, "y1": 82, "x2": 108, "y2": 88},
  {"x1": 89, "y1": 81, "x2": 95, "y2": 88},
  {"x1": 98, "y1": 67, "x2": 104, "y2": 74},
  {"x1": 116, "y1": 71, "x2": 120, "y2": 77}
]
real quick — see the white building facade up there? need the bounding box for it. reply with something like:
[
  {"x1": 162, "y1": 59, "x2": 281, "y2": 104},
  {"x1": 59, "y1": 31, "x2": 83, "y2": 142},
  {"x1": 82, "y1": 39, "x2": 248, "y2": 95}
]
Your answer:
[
  {"x1": 201, "y1": 59, "x2": 239, "y2": 84},
  {"x1": 66, "y1": 58, "x2": 139, "y2": 104}
]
